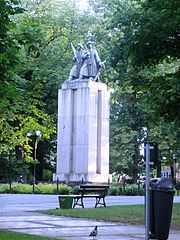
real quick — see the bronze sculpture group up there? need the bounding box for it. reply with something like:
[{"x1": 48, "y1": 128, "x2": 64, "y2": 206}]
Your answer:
[{"x1": 68, "y1": 41, "x2": 105, "y2": 82}]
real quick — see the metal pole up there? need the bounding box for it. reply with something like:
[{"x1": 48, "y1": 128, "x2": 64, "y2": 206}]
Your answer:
[
  {"x1": 145, "y1": 143, "x2": 150, "y2": 240},
  {"x1": 57, "y1": 177, "x2": 59, "y2": 194},
  {"x1": 33, "y1": 139, "x2": 38, "y2": 193},
  {"x1": 8, "y1": 153, "x2": 12, "y2": 193}
]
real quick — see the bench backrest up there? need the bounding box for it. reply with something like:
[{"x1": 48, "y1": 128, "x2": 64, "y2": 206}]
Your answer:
[{"x1": 79, "y1": 184, "x2": 109, "y2": 196}]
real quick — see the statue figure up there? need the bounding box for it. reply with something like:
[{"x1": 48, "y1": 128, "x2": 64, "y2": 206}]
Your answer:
[
  {"x1": 79, "y1": 41, "x2": 105, "y2": 81},
  {"x1": 68, "y1": 43, "x2": 83, "y2": 80}
]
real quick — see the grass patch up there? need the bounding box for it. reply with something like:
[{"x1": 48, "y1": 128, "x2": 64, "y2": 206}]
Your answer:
[
  {"x1": 0, "y1": 231, "x2": 63, "y2": 240},
  {"x1": 171, "y1": 203, "x2": 180, "y2": 229},
  {"x1": 40, "y1": 203, "x2": 180, "y2": 230},
  {"x1": 40, "y1": 205, "x2": 144, "y2": 225}
]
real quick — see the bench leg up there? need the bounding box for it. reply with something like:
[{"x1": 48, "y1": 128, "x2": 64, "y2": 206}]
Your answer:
[
  {"x1": 103, "y1": 197, "x2": 106, "y2": 207},
  {"x1": 73, "y1": 197, "x2": 84, "y2": 208},
  {"x1": 72, "y1": 198, "x2": 78, "y2": 208},
  {"x1": 81, "y1": 197, "x2": 84, "y2": 208},
  {"x1": 95, "y1": 196, "x2": 106, "y2": 208}
]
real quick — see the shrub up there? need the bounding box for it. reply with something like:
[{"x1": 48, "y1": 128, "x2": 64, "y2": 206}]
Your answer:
[
  {"x1": 0, "y1": 184, "x2": 10, "y2": 193},
  {"x1": 108, "y1": 184, "x2": 144, "y2": 196},
  {"x1": 11, "y1": 183, "x2": 32, "y2": 194},
  {"x1": 43, "y1": 169, "x2": 53, "y2": 182},
  {"x1": 109, "y1": 185, "x2": 120, "y2": 195},
  {"x1": 137, "y1": 185, "x2": 145, "y2": 196},
  {"x1": 125, "y1": 185, "x2": 137, "y2": 196},
  {"x1": 72, "y1": 185, "x2": 80, "y2": 194},
  {"x1": 118, "y1": 186, "x2": 124, "y2": 195},
  {"x1": 0, "y1": 182, "x2": 145, "y2": 195},
  {"x1": 125, "y1": 184, "x2": 144, "y2": 196},
  {"x1": 34, "y1": 183, "x2": 56, "y2": 194},
  {"x1": 57, "y1": 184, "x2": 73, "y2": 195}
]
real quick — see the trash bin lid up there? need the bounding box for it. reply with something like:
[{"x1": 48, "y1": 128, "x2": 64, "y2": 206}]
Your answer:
[{"x1": 150, "y1": 178, "x2": 174, "y2": 191}]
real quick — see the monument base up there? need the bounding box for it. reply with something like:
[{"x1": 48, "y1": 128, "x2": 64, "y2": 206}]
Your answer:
[
  {"x1": 53, "y1": 173, "x2": 109, "y2": 184},
  {"x1": 55, "y1": 79, "x2": 110, "y2": 185}
]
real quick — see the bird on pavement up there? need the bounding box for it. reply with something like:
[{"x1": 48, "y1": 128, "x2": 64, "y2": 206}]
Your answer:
[{"x1": 89, "y1": 226, "x2": 98, "y2": 238}]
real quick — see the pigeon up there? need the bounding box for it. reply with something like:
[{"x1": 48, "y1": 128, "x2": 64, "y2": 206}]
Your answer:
[{"x1": 89, "y1": 226, "x2": 98, "y2": 238}]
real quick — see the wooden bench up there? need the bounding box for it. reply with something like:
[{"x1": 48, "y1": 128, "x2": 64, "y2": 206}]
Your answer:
[{"x1": 72, "y1": 184, "x2": 109, "y2": 208}]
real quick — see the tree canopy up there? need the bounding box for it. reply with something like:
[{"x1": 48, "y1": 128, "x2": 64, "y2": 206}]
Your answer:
[
  {"x1": 0, "y1": 0, "x2": 179, "y2": 183},
  {"x1": 91, "y1": 0, "x2": 180, "y2": 179}
]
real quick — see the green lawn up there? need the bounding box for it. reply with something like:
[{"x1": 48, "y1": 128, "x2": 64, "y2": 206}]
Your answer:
[
  {"x1": 40, "y1": 203, "x2": 180, "y2": 230},
  {"x1": 0, "y1": 231, "x2": 63, "y2": 240}
]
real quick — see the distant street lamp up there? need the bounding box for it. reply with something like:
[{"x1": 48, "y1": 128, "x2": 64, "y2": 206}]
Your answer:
[
  {"x1": 173, "y1": 154, "x2": 177, "y2": 185},
  {"x1": 27, "y1": 130, "x2": 42, "y2": 193}
]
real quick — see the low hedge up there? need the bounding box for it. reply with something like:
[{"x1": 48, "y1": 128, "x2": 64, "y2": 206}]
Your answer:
[
  {"x1": 0, "y1": 183, "x2": 73, "y2": 195},
  {"x1": 0, "y1": 184, "x2": 10, "y2": 193},
  {"x1": 57, "y1": 184, "x2": 73, "y2": 195},
  {"x1": 11, "y1": 183, "x2": 33, "y2": 194},
  {"x1": 34, "y1": 184, "x2": 56, "y2": 194},
  {"x1": 0, "y1": 183, "x2": 144, "y2": 196},
  {"x1": 2, "y1": 182, "x2": 180, "y2": 196},
  {"x1": 108, "y1": 184, "x2": 144, "y2": 196}
]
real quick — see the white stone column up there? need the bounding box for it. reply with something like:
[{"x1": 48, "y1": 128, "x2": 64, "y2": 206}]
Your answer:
[{"x1": 53, "y1": 79, "x2": 110, "y2": 183}]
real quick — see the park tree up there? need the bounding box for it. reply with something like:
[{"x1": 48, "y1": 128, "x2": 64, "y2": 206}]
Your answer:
[
  {"x1": 89, "y1": 0, "x2": 180, "y2": 180},
  {"x1": 134, "y1": 0, "x2": 180, "y2": 178},
  {"x1": 0, "y1": 0, "x2": 104, "y2": 182},
  {"x1": 88, "y1": 0, "x2": 147, "y2": 181},
  {"x1": 13, "y1": 0, "x2": 105, "y2": 181},
  {"x1": 2, "y1": 0, "x2": 179, "y2": 184},
  {"x1": 0, "y1": 0, "x2": 26, "y2": 181}
]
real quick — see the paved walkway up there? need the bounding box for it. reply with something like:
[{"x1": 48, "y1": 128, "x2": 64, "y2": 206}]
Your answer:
[{"x1": 0, "y1": 194, "x2": 180, "y2": 240}]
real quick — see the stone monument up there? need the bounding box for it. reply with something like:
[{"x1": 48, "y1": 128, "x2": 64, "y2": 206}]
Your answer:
[{"x1": 53, "y1": 42, "x2": 110, "y2": 183}]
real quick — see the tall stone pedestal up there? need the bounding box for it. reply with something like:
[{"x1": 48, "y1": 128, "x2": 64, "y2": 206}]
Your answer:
[{"x1": 53, "y1": 79, "x2": 110, "y2": 183}]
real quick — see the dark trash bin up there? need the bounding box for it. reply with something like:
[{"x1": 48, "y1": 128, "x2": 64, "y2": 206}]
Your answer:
[
  {"x1": 58, "y1": 195, "x2": 73, "y2": 209},
  {"x1": 149, "y1": 178, "x2": 175, "y2": 240}
]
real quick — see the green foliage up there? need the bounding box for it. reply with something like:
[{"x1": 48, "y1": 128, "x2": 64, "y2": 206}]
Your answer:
[
  {"x1": 11, "y1": 183, "x2": 32, "y2": 194},
  {"x1": 92, "y1": 0, "x2": 180, "y2": 177},
  {"x1": 109, "y1": 79, "x2": 145, "y2": 179},
  {"x1": 109, "y1": 184, "x2": 144, "y2": 196},
  {"x1": 0, "y1": 0, "x2": 24, "y2": 79},
  {"x1": 57, "y1": 184, "x2": 73, "y2": 195},
  {"x1": 1, "y1": 0, "x2": 179, "y2": 183},
  {"x1": 41, "y1": 203, "x2": 180, "y2": 230},
  {"x1": 0, "y1": 1, "x2": 56, "y2": 167},
  {"x1": 0, "y1": 184, "x2": 10, "y2": 193},
  {"x1": 108, "y1": 185, "x2": 120, "y2": 195},
  {"x1": 124, "y1": 184, "x2": 144, "y2": 196},
  {"x1": 0, "y1": 183, "x2": 74, "y2": 194},
  {"x1": 42, "y1": 169, "x2": 53, "y2": 182},
  {"x1": 1, "y1": 0, "x2": 105, "y2": 183},
  {"x1": 0, "y1": 230, "x2": 63, "y2": 240},
  {"x1": 0, "y1": 0, "x2": 26, "y2": 153},
  {"x1": 34, "y1": 183, "x2": 56, "y2": 194},
  {"x1": 130, "y1": 0, "x2": 179, "y2": 66},
  {"x1": 72, "y1": 185, "x2": 80, "y2": 194},
  {"x1": 0, "y1": 0, "x2": 85, "y2": 181}
]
